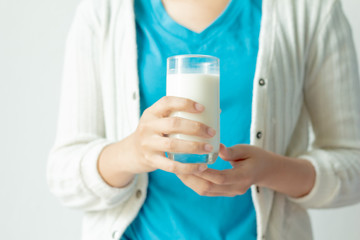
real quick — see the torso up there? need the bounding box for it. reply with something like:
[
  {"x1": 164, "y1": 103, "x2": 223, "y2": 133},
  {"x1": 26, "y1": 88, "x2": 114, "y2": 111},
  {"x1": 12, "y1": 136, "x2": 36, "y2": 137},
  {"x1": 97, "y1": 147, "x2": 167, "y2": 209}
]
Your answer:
[{"x1": 122, "y1": 0, "x2": 262, "y2": 239}]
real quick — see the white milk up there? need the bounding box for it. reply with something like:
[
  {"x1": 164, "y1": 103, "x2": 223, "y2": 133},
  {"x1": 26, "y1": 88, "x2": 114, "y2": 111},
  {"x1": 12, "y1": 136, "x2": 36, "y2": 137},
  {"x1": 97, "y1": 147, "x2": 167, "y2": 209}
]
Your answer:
[{"x1": 166, "y1": 73, "x2": 220, "y2": 154}]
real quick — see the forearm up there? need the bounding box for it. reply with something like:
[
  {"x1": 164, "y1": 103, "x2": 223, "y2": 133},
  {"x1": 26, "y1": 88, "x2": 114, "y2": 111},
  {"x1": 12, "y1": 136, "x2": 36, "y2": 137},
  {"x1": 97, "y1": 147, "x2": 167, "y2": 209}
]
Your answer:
[
  {"x1": 258, "y1": 153, "x2": 316, "y2": 198},
  {"x1": 97, "y1": 135, "x2": 137, "y2": 188}
]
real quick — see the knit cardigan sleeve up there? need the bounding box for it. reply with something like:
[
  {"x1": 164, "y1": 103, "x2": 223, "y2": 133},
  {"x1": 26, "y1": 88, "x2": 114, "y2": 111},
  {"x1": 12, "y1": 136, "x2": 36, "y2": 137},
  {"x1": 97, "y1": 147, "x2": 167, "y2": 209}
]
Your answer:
[
  {"x1": 289, "y1": 0, "x2": 360, "y2": 208},
  {"x1": 47, "y1": 1, "x2": 138, "y2": 211}
]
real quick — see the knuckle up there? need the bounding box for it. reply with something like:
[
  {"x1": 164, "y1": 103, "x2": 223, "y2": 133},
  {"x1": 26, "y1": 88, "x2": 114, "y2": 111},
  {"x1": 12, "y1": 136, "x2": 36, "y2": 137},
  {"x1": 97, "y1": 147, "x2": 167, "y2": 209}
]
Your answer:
[
  {"x1": 138, "y1": 138, "x2": 150, "y2": 151},
  {"x1": 179, "y1": 164, "x2": 195, "y2": 174},
  {"x1": 143, "y1": 152, "x2": 152, "y2": 161},
  {"x1": 193, "y1": 122, "x2": 203, "y2": 134},
  {"x1": 137, "y1": 123, "x2": 146, "y2": 134},
  {"x1": 183, "y1": 98, "x2": 193, "y2": 107},
  {"x1": 139, "y1": 140, "x2": 147, "y2": 150},
  {"x1": 188, "y1": 142, "x2": 199, "y2": 153},
  {"x1": 199, "y1": 182, "x2": 213, "y2": 195},
  {"x1": 216, "y1": 174, "x2": 227, "y2": 185},
  {"x1": 169, "y1": 117, "x2": 180, "y2": 129},
  {"x1": 167, "y1": 162, "x2": 178, "y2": 173},
  {"x1": 165, "y1": 138, "x2": 176, "y2": 151},
  {"x1": 187, "y1": 164, "x2": 200, "y2": 173},
  {"x1": 161, "y1": 96, "x2": 171, "y2": 103},
  {"x1": 143, "y1": 151, "x2": 154, "y2": 161},
  {"x1": 227, "y1": 147, "x2": 234, "y2": 158}
]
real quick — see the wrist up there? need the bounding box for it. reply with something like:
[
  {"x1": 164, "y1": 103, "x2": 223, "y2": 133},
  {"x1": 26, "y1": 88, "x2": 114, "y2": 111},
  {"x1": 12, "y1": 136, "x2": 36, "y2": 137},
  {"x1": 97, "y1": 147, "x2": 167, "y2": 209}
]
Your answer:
[
  {"x1": 97, "y1": 136, "x2": 138, "y2": 188},
  {"x1": 255, "y1": 150, "x2": 281, "y2": 187},
  {"x1": 255, "y1": 152, "x2": 315, "y2": 198}
]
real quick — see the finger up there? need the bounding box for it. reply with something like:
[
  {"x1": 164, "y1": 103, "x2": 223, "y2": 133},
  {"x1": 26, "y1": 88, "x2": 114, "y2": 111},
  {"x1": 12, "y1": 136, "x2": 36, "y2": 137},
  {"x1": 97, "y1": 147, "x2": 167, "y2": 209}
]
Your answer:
[
  {"x1": 149, "y1": 154, "x2": 208, "y2": 175},
  {"x1": 177, "y1": 174, "x2": 245, "y2": 196},
  {"x1": 218, "y1": 144, "x2": 227, "y2": 157},
  {"x1": 150, "y1": 96, "x2": 204, "y2": 117},
  {"x1": 194, "y1": 168, "x2": 242, "y2": 185},
  {"x1": 219, "y1": 144, "x2": 249, "y2": 161},
  {"x1": 147, "y1": 136, "x2": 214, "y2": 154},
  {"x1": 152, "y1": 117, "x2": 216, "y2": 138}
]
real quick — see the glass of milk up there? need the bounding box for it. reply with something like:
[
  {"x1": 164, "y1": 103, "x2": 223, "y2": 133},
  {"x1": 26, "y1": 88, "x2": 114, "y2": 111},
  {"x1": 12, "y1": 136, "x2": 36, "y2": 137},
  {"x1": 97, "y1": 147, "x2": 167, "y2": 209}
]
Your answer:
[{"x1": 166, "y1": 55, "x2": 220, "y2": 164}]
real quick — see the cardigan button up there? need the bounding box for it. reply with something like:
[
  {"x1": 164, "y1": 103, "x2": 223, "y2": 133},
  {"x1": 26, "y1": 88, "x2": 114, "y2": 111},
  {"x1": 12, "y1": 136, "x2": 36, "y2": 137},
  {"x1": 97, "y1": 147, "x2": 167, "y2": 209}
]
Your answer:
[
  {"x1": 256, "y1": 186, "x2": 260, "y2": 193},
  {"x1": 136, "y1": 189, "x2": 142, "y2": 199},
  {"x1": 256, "y1": 131, "x2": 262, "y2": 139},
  {"x1": 112, "y1": 231, "x2": 121, "y2": 239},
  {"x1": 132, "y1": 91, "x2": 137, "y2": 100},
  {"x1": 259, "y1": 78, "x2": 265, "y2": 86}
]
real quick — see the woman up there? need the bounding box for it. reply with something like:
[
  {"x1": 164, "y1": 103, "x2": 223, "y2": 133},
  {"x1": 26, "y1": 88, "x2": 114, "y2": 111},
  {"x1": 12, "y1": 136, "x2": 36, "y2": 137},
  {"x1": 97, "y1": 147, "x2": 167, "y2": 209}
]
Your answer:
[{"x1": 47, "y1": 0, "x2": 360, "y2": 239}]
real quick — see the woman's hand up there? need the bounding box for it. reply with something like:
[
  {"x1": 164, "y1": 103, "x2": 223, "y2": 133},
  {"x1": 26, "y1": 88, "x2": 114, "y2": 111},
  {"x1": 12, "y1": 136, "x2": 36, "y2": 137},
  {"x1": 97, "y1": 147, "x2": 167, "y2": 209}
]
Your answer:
[
  {"x1": 177, "y1": 144, "x2": 316, "y2": 198},
  {"x1": 98, "y1": 96, "x2": 214, "y2": 187},
  {"x1": 177, "y1": 144, "x2": 271, "y2": 197},
  {"x1": 127, "y1": 96, "x2": 214, "y2": 174}
]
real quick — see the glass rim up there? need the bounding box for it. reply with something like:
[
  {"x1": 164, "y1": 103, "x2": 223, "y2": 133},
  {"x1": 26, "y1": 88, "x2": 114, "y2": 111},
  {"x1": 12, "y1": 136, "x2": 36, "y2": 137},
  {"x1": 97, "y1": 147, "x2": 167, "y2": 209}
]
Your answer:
[{"x1": 167, "y1": 54, "x2": 219, "y2": 61}]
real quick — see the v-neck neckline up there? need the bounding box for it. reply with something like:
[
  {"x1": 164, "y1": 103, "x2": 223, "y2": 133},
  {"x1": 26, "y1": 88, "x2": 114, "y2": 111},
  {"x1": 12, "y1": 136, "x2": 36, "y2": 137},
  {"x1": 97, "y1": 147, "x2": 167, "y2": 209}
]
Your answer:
[{"x1": 151, "y1": 0, "x2": 245, "y2": 43}]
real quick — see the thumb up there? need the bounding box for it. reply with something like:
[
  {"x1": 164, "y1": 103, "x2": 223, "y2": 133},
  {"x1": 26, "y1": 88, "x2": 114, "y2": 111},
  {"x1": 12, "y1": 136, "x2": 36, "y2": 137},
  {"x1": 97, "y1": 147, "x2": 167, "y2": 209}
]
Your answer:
[{"x1": 219, "y1": 144, "x2": 249, "y2": 161}]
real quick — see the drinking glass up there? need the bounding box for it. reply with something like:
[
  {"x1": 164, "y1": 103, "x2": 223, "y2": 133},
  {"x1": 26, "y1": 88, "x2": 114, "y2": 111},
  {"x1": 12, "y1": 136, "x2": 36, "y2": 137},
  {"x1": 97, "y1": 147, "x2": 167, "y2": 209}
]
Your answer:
[{"x1": 166, "y1": 55, "x2": 220, "y2": 164}]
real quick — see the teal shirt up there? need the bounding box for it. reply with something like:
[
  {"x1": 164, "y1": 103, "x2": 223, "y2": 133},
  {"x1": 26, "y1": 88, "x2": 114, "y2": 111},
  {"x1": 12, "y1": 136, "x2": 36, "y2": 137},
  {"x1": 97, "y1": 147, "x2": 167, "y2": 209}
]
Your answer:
[{"x1": 123, "y1": 0, "x2": 262, "y2": 239}]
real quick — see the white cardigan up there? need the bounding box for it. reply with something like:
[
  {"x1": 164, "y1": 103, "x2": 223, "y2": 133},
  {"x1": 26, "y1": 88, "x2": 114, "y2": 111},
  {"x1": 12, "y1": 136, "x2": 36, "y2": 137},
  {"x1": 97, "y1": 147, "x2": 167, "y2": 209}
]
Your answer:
[{"x1": 47, "y1": 0, "x2": 360, "y2": 239}]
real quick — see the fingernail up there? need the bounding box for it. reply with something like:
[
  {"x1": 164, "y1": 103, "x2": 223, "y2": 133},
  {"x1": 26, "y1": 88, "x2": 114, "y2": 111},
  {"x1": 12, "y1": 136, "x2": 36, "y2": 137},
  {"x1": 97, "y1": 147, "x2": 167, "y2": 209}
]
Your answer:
[
  {"x1": 195, "y1": 103, "x2": 204, "y2": 111},
  {"x1": 204, "y1": 144, "x2": 213, "y2": 152},
  {"x1": 207, "y1": 127, "x2": 216, "y2": 137},
  {"x1": 198, "y1": 164, "x2": 207, "y2": 172}
]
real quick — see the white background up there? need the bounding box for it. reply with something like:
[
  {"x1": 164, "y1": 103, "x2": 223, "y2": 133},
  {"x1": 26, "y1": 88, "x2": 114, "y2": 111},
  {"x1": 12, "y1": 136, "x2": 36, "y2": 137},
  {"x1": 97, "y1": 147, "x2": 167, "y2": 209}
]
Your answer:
[{"x1": 0, "y1": 0, "x2": 359, "y2": 239}]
